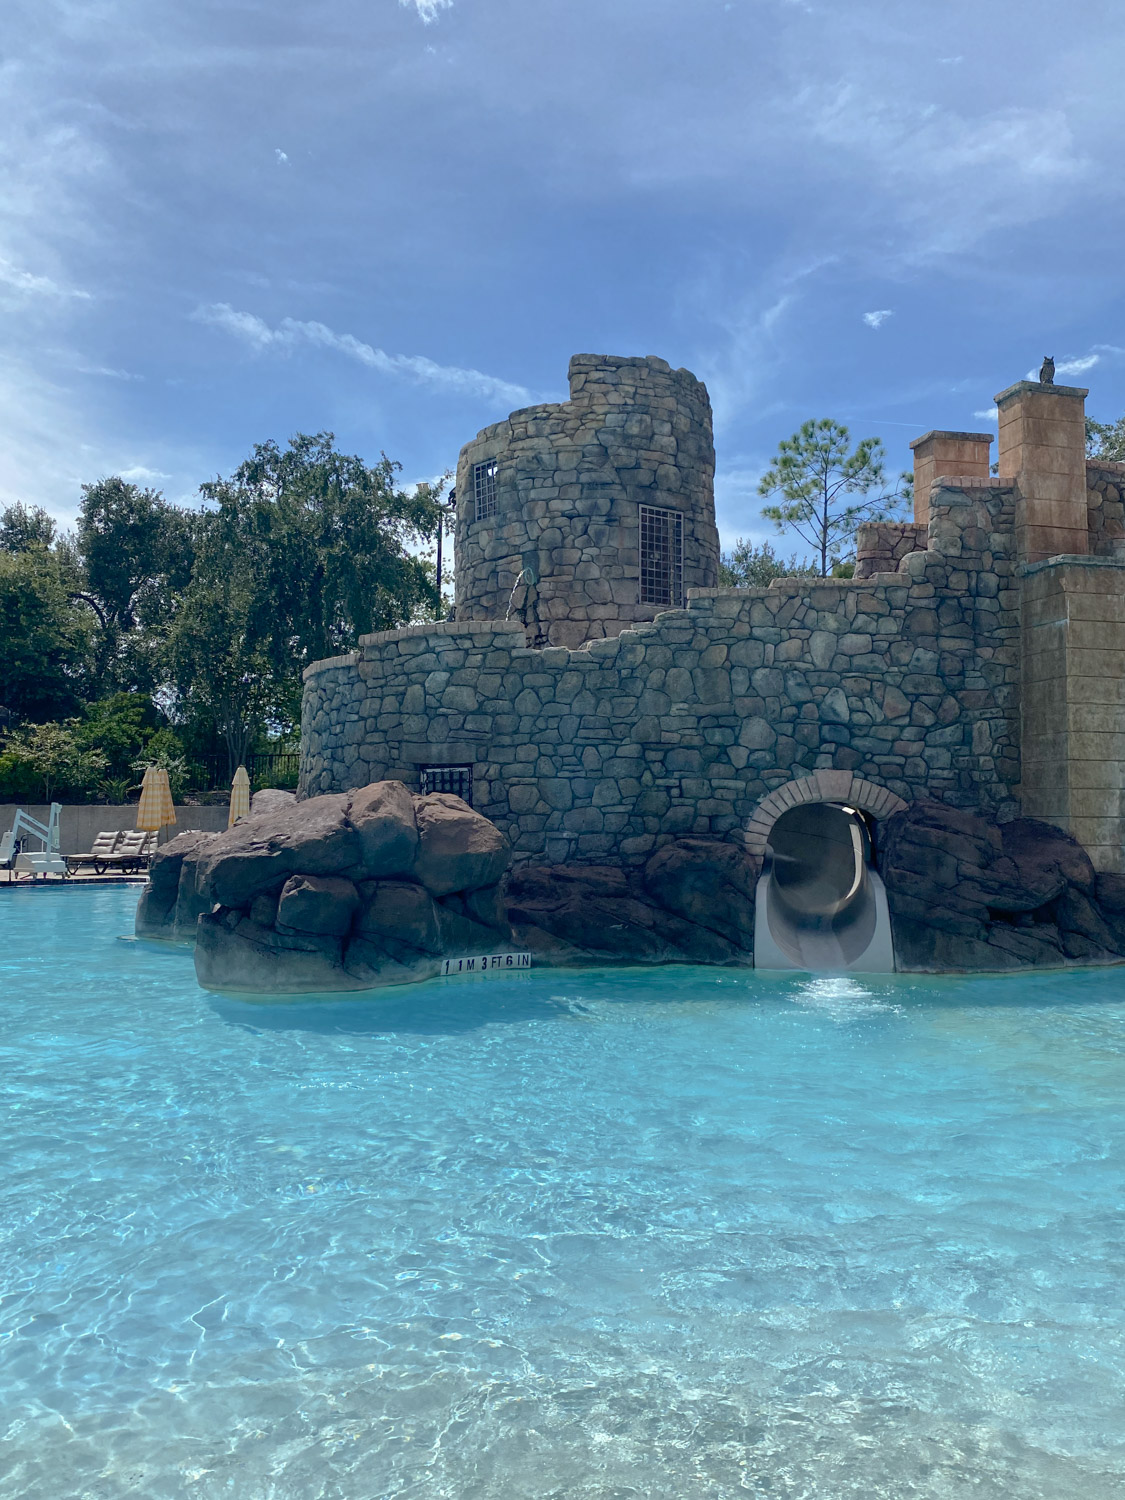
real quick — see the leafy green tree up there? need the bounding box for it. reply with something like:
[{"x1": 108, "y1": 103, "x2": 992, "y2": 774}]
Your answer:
[
  {"x1": 0, "y1": 548, "x2": 92, "y2": 719},
  {"x1": 718, "y1": 539, "x2": 818, "y2": 588},
  {"x1": 0, "y1": 502, "x2": 57, "y2": 552},
  {"x1": 167, "y1": 509, "x2": 287, "y2": 774},
  {"x1": 0, "y1": 720, "x2": 107, "y2": 801},
  {"x1": 74, "y1": 477, "x2": 196, "y2": 692},
  {"x1": 758, "y1": 419, "x2": 909, "y2": 577},
  {"x1": 1087, "y1": 414, "x2": 1125, "y2": 463},
  {"x1": 75, "y1": 692, "x2": 160, "y2": 781},
  {"x1": 169, "y1": 433, "x2": 443, "y2": 772}
]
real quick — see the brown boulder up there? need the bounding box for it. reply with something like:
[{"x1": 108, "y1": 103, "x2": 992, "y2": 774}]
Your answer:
[
  {"x1": 413, "y1": 793, "x2": 509, "y2": 896},
  {"x1": 643, "y1": 838, "x2": 758, "y2": 947},
  {"x1": 349, "y1": 781, "x2": 419, "y2": 878},
  {"x1": 194, "y1": 794, "x2": 359, "y2": 908},
  {"x1": 505, "y1": 862, "x2": 744, "y2": 964},
  {"x1": 276, "y1": 874, "x2": 359, "y2": 936},
  {"x1": 354, "y1": 879, "x2": 441, "y2": 954},
  {"x1": 881, "y1": 799, "x2": 1124, "y2": 971},
  {"x1": 135, "y1": 829, "x2": 217, "y2": 939}
]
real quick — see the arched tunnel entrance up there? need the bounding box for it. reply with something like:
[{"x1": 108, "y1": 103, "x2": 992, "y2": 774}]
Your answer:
[{"x1": 753, "y1": 801, "x2": 896, "y2": 973}]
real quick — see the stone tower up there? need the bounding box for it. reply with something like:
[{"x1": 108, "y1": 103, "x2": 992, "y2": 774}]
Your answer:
[{"x1": 453, "y1": 354, "x2": 719, "y2": 648}]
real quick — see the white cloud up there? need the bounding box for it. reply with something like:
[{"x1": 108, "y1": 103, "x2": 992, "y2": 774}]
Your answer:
[
  {"x1": 1022, "y1": 353, "x2": 1100, "y2": 380},
  {"x1": 863, "y1": 309, "x2": 893, "y2": 329},
  {"x1": 275, "y1": 148, "x2": 288, "y2": 165},
  {"x1": 400, "y1": 0, "x2": 453, "y2": 22},
  {"x1": 118, "y1": 465, "x2": 172, "y2": 483},
  {"x1": 974, "y1": 407, "x2": 999, "y2": 422},
  {"x1": 193, "y1": 303, "x2": 530, "y2": 406},
  {"x1": 0, "y1": 258, "x2": 90, "y2": 300},
  {"x1": 70, "y1": 362, "x2": 143, "y2": 381}
]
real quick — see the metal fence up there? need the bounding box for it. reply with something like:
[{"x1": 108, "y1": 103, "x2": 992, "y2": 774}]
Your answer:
[{"x1": 184, "y1": 752, "x2": 301, "y2": 792}]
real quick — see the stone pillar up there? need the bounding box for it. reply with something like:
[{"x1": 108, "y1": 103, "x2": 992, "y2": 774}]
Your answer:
[
  {"x1": 996, "y1": 380, "x2": 1089, "y2": 563},
  {"x1": 1021, "y1": 557, "x2": 1125, "y2": 873},
  {"x1": 908, "y1": 430, "x2": 992, "y2": 525}
]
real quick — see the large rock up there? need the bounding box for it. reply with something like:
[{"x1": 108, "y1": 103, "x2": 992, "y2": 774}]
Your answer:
[
  {"x1": 350, "y1": 780, "x2": 419, "y2": 878},
  {"x1": 146, "y1": 779, "x2": 515, "y2": 993},
  {"x1": 506, "y1": 842, "x2": 757, "y2": 965},
  {"x1": 880, "y1": 799, "x2": 1125, "y2": 971},
  {"x1": 194, "y1": 794, "x2": 359, "y2": 909},
  {"x1": 135, "y1": 829, "x2": 217, "y2": 940},
  {"x1": 643, "y1": 838, "x2": 758, "y2": 946},
  {"x1": 250, "y1": 788, "x2": 297, "y2": 817},
  {"x1": 413, "y1": 793, "x2": 510, "y2": 897},
  {"x1": 276, "y1": 874, "x2": 359, "y2": 936}
]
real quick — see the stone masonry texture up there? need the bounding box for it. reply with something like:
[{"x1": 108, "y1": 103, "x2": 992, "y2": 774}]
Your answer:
[
  {"x1": 453, "y1": 355, "x2": 719, "y2": 649},
  {"x1": 301, "y1": 359, "x2": 1125, "y2": 877}
]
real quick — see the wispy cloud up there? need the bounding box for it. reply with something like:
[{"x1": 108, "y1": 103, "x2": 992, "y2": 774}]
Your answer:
[
  {"x1": 974, "y1": 407, "x2": 999, "y2": 422},
  {"x1": 193, "y1": 303, "x2": 530, "y2": 406},
  {"x1": 274, "y1": 148, "x2": 289, "y2": 165},
  {"x1": 118, "y1": 465, "x2": 172, "y2": 483},
  {"x1": 0, "y1": 258, "x2": 90, "y2": 300},
  {"x1": 1023, "y1": 353, "x2": 1100, "y2": 379},
  {"x1": 400, "y1": 0, "x2": 453, "y2": 22},
  {"x1": 863, "y1": 309, "x2": 893, "y2": 329}
]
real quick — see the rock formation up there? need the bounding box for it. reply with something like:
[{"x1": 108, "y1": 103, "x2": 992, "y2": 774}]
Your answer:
[
  {"x1": 879, "y1": 799, "x2": 1125, "y2": 970},
  {"x1": 137, "y1": 782, "x2": 511, "y2": 992},
  {"x1": 136, "y1": 777, "x2": 1125, "y2": 989}
]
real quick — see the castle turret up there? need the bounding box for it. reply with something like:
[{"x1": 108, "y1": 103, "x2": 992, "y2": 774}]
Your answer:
[{"x1": 453, "y1": 354, "x2": 718, "y2": 648}]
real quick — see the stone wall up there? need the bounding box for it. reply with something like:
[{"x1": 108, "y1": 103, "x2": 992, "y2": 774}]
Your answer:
[
  {"x1": 453, "y1": 355, "x2": 719, "y2": 648},
  {"x1": 854, "y1": 521, "x2": 927, "y2": 579},
  {"x1": 302, "y1": 482, "x2": 1021, "y2": 867},
  {"x1": 1086, "y1": 459, "x2": 1125, "y2": 556}
]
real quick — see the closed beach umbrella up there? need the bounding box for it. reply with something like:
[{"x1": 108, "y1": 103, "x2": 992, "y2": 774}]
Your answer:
[
  {"x1": 228, "y1": 765, "x2": 251, "y2": 828},
  {"x1": 136, "y1": 765, "x2": 177, "y2": 839}
]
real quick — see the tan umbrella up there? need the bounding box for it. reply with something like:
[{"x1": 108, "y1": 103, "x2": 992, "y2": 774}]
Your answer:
[
  {"x1": 228, "y1": 765, "x2": 251, "y2": 828},
  {"x1": 136, "y1": 765, "x2": 177, "y2": 841}
]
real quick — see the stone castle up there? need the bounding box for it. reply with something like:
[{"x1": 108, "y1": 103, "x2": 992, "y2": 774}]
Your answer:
[{"x1": 299, "y1": 354, "x2": 1125, "y2": 878}]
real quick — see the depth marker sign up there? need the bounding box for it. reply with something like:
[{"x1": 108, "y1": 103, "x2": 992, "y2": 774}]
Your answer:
[{"x1": 441, "y1": 952, "x2": 532, "y2": 976}]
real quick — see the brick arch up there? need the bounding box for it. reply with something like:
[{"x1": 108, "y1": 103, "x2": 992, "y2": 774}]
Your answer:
[{"x1": 743, "y1": 771, "x2": 908, "y2": 857}]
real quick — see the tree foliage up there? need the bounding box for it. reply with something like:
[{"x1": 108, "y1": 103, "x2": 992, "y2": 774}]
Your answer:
[
  {"x1": 718, "y1": 539, "x2": 818, "y2": 589},
  {"x1": 0, "y1": 720, "x2": 108, "y2": 802},
  {"x1": 1087, "y1": 414, "x2": 1125, "y2": 463},
  {"x1": 0, "y1": 545, "x2": 92, "y2": 719},
  {"x1": 758, "y1": 419, "x2": 909, "y2": 577},
  {"x1": 0, "y1": 431, "x2": 443, "y2": 795}
]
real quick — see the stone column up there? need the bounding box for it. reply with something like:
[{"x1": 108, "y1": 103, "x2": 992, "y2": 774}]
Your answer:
[
  {"x1": 1021, "y1": 557, "x2": 1125, "y2": 873},
  {"x1": 909, "y1": 430, "x2": 992, "y2": 525},
  {"x1": 995, "y1": 380, "x2": 1089, "y2": 563}
]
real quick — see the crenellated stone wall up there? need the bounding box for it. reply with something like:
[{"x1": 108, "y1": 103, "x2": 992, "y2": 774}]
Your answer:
[
  {"x1": 453, "y1": 355, "x2": 718, "y2": 648},
  {"x1": 301, "y1": 482, "x2": 1022, "y2": 867}
]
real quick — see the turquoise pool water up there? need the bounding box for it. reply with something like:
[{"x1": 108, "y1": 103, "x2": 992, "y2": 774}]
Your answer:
[{"x1": 2, "y1": 886, "x2": 1125, "y2": 1499}]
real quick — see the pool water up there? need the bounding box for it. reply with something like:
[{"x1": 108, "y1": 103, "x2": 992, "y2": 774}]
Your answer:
[{"x1": 2, "y1": 887, "x2": 1125, "y2": 1499}]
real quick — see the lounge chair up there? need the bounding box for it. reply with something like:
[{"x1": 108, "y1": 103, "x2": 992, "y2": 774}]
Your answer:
[
  {"x1": 101, "y1": 830, "x2": 156, "y2": 873},
  {"x1": 65, "y1": 830, "x2": 124, "y2": 876}
]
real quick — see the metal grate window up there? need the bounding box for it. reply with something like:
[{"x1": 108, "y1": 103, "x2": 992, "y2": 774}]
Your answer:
[
  {"x1": 420, "y1": 764, "x2": 473, "y2": 806},
  {"x1": 473, "y1": 460, "x2": 498, "y2": 521},
  {"x1": 639, "y1": 504, "x2": 684, "y2": 607}
]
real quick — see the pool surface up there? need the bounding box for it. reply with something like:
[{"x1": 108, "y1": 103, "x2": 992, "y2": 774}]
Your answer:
[{"x1": 2, "y1": 885, "x2": 1125, "y2": 1498}]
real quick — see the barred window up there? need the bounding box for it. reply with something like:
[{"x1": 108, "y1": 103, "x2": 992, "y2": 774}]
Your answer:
[
  {"x1": 473, "y1": 460, "x2": 498, "y2": 520},
  {"x1": 639, "y1": 504, "x2": 684, "y2": 607},
  {"x1": 420, "y1": 764, "x2": 473, "y2": 806}
]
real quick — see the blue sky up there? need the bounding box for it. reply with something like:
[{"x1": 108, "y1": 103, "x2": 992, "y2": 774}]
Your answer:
[{"x1": 3, "y1": 0, "x2": 1124, "y2": 552}]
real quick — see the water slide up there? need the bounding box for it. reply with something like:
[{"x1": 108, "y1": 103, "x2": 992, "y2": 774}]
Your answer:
[{"x1": 753, "y1": 802, "x2": 895, "y2": 973}]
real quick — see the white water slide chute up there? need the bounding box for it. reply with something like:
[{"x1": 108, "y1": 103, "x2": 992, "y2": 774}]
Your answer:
[{"x1": 753, "y1": 801, "x2": 896, "y2": 973}]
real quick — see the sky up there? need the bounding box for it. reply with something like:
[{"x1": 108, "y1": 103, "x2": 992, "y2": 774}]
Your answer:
[{"x1": 2, "y1": 0, "x2": 1124, "y2": 553}]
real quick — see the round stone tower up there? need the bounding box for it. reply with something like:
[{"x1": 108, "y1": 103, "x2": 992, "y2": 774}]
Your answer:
[{"x1": 453, "y1": 354, "x2": 719, "y2": 648}]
